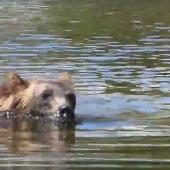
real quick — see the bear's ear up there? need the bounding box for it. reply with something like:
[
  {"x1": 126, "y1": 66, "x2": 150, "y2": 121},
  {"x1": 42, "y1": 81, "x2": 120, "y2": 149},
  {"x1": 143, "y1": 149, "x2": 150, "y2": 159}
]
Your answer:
[
  {"x1": 57, "y1": 72, "x2": 74, "y2": 89},
  {"x1": 6, "y1": 73, "x2": 29, "y2": 92},
  {"x1": 7, "y1": 73, "x2": 24, "y2": 83}
]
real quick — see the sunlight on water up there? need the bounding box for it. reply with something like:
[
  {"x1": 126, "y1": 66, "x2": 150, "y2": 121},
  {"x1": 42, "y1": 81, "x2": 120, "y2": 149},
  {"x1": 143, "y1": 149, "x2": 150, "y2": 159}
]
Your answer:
[{"x1": 0, "y1": 0, "x2": 170, "y2": 169}]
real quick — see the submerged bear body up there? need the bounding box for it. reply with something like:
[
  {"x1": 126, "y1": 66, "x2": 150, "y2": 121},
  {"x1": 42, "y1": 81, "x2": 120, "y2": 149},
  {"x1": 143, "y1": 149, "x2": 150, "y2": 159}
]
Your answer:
[{"x1": 0, "y1": 73, "x2": 76, "y2": 121}]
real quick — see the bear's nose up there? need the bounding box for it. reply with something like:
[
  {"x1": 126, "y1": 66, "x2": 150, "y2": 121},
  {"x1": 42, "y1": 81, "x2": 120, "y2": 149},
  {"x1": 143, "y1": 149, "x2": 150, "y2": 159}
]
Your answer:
[{"x1": 56, "y1": 105, "x2": 75, "y2": 121}]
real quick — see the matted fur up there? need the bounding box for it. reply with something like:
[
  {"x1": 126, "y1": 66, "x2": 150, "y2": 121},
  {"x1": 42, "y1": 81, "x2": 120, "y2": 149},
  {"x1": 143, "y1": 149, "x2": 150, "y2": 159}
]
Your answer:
[{"x1": 15, "y1": 88, "x2": 35, "y2": 112}]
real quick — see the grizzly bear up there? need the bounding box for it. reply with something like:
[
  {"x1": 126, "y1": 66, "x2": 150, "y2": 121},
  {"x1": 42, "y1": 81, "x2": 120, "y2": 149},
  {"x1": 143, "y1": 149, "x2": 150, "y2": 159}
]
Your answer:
[{"x1": 0, "y1": 73, "x2": 76, "y2": 121}]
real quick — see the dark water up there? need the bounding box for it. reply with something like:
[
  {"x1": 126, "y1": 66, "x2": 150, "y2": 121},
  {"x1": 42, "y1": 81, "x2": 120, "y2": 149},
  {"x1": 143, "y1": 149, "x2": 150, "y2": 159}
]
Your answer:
[{"x1": 0, "y1": 0, "x2": 170, "y2": 169}]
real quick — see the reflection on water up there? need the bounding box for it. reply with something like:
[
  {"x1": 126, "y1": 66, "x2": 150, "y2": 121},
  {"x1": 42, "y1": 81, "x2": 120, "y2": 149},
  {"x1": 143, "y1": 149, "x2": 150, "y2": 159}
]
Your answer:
[
  {"x1": 0, "y1": 118, "x2": 75, "y2": 169},
  {"x1": 0, "y1": 0, "x2": 170, "y2": 169}
]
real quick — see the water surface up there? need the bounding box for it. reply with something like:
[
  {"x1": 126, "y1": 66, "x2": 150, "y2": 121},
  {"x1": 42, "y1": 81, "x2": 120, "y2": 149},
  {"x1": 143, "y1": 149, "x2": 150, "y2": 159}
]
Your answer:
[{"x1": 0, "y1": 0, "x2": 170, "y2": 169}]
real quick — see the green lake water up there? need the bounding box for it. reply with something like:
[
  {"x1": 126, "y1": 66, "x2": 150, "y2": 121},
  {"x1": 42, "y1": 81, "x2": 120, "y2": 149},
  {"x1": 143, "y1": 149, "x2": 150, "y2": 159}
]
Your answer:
[{"x1": 0, "y1": 0, "x2": 170, "y2": 169}]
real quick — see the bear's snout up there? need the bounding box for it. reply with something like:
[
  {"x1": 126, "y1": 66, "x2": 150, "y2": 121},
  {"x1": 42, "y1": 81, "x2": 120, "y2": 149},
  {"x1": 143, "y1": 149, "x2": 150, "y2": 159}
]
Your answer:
[{"x1": 56, "y1": 105, "x2": 75, "y2": 122}]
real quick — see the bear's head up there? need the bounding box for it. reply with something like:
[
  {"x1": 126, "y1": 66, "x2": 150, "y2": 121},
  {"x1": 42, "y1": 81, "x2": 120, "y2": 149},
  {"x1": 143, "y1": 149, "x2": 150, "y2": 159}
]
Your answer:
[{"x1": 3, "y1": 73, "x2": 76, "y2": 121}]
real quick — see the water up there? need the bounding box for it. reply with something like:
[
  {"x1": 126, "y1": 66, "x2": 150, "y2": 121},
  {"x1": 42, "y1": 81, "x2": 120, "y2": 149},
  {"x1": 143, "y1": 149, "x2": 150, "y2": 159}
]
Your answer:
[{"x1": 0, "y1": 0, "x2": 170, "y2": 169}]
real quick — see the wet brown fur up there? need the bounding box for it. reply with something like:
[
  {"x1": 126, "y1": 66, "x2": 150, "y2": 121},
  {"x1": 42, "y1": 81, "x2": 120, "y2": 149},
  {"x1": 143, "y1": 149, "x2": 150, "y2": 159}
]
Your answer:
[
  {"x1": 0, "y1": 73, "x2": 29, "y2": 112},
  {"x1": 0, "y1": 73, "x2": 75, "y2": 114},
  {"x1": 0, "y1": 73, "x2": 28, "y2": 97}
]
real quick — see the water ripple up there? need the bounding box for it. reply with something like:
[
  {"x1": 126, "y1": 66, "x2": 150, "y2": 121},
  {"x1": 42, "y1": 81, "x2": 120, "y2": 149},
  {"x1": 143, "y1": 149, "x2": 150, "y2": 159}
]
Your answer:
[{"x1": 0, "y1": 0, "x2": 170, "y2": 169}]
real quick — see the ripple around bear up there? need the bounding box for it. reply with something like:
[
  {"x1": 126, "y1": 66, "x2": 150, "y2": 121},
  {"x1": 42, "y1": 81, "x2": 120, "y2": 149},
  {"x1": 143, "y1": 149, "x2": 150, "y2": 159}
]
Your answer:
[{"x1": 0, "y1": 73, "x2": 76, "y2": 121}]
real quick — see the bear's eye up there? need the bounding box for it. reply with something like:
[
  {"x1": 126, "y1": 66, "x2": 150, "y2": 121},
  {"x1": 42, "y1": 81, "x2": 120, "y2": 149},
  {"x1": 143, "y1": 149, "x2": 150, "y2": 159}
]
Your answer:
[{"x1": 42, "y1": 89, "x2": 53, "y2": 100}]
